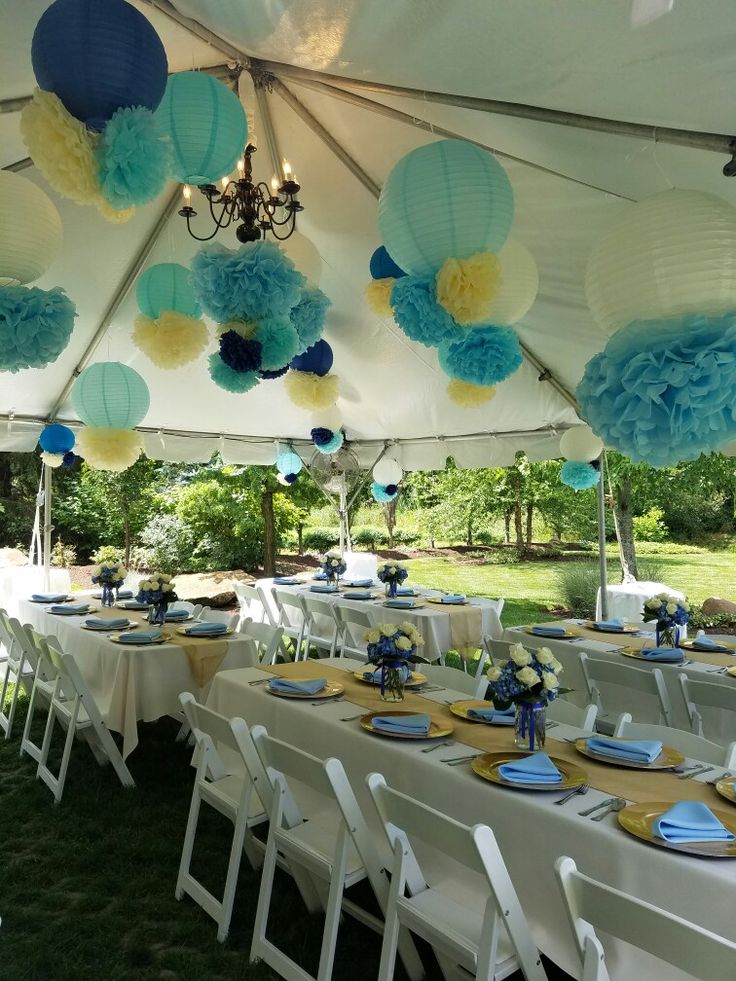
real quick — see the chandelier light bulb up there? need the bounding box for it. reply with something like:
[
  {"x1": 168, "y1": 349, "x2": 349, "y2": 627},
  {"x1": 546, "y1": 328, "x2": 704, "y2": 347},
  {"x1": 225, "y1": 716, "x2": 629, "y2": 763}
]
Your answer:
[
  {"x1": 237, "y1": 158, "x2": 245, "y2": 175},
  {"x1": 271, "y1": 175, "x2": 279, "y2": 193},
  {"x1": 220, "y1": 176, "x2": 229, "y2": 191},
  {"x1": 283, "y1": 159, "x2": 292, "y2": 178},
  {"x1": 182, "y1": 184, "x2": 192, "y2": 202}
]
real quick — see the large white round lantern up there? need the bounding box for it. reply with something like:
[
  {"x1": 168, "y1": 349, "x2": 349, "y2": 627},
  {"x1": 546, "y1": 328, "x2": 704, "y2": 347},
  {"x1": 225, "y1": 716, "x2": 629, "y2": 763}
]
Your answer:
[
  {"x1": 559, "y1": 425, "x2": 603, "y2": 462},
  {"x1": 586, "y1": 189, "x2": 736, "y2": 335},
  {"x1": 487, "y1": 240, "x2": 539, "y2": 325},
  {"x1": 282, "y1": 232, "x2": 322, "y2": 286},
  {"x1": 0, "y1": 171, "x2": 62, "y2": 285},
  {"x1": 373, "y1": 456, "x2": 403, "y2": 486}
]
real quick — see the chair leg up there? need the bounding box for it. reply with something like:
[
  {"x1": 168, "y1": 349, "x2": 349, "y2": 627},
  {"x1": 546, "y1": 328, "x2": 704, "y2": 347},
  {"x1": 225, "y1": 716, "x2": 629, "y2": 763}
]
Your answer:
[
  {"x1": 377, "y1": 864, "x2": 404, "y2": 981},
  {"x1": 20, "y1": 681, "x2": 42, "y2": 761},
  {"x1": 218, "y1": 799, "x2": 251, "y2": 941},
  {"x1": 90, "y1": 720, "x2": 135, "y2": 788},
  {"x1": 249, "y1": 821, "x2": 280, "y2": 964},
  {"x1": 316, "y1": 831, "x2": 349, "y2": 981},
  {"x1": 176, "y1": 785, "x2": 202, "y2": 901}
]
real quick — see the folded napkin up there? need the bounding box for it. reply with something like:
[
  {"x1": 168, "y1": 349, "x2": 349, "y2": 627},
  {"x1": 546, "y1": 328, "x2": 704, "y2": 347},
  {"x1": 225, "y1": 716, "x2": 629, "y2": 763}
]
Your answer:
[
  {"x1": 384, "y1": 599, "x2": 418, "y2": 609},
  {"x1": 310, "y1": 584, "x2": 338, "y2": 593},
  {"x1": 344, "y1": 578, "x2": 373, "y2": 587},
  {"x1": 653, "y1": 801, "x2": 735, "y2": 843},
  {"x1": 692, "y1": 636, "x2": 733, "y2": 652},
  {"x1": 498, "y1": 751, "x2": 563, "y2": 784},
  {"x1": 122, "y1": 600, "x2": 148, "y2": 610},
  {"x1": 85, "y1": 616, "x2": 129, "y2": 630},
  {"x1": 32, "y1": 593, "x2": 68, "y2": 602},
  {"x1": 164, "y1": 608, "x2": 190, "y2": 621},
  {"x1": 362, "y1": 666, "x2": 412, "y2": 685},
  {"x1": 371, "y1": 713, "x2": 431, "y2": 736},
  {"x1": 639, "y1": 647, "x2": 684, "y2": 663},
  {"x1": 440, "y1": 594, "x2": 466, "y2": 604},
  {"x1": 467, "y1": 705, "x2": 515, "y2": 725},
  {"x1": 312, "y1": 571, "x2": 328, "y2": 580},
  {"x1": 396, "y1": 587, "x2": 417, "y2": 596},
  {"x1": 50, "y1": 603, "x2": 89, "y2": 615},
  {"x1": 183, "y1": 621, "x2": 228, "y2": 636},
  {"x1": 587, "y1": 736, "x2": 662, "y2": 764},
  {"x1": 346, "y1": 590, "x2": 373, "y2": 600},
  {"x1": 116, "y1": 589, "x2": 133, "y2": 599},
  {"x1": 273, "y1": 576, "x2": 299, "y2": 585},
  {"x1": 268, "y1": 677, "x2": 326, "y2": 695},
  {"x1": 116, "y1": 629, "x2": 163, "y2": 644},
  {"x1": 531, "y1": 625, "x2": 566, "y2": 636},
  {"x1": 594, "y1": 619, "x2": 625, "y2": 631}
]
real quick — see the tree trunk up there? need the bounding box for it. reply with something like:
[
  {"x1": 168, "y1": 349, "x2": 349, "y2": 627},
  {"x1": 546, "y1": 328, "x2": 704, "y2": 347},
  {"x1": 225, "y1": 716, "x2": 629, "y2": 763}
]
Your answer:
[
  {"x1": 123, "y1": 513, "x2": 131, "y2": 568},
  {"x1": 382, "y1": 499, "x2": 397, "y2": 547},
  {"x1": 610, "y1": 475, "x2": 638, "y2": 581},
  {"x1": 297, "y1": 523, "x2": 304, "y2": 555},
  {"x1": 525, "y1": 502, "x2": 533, "y2": 546},
  {"x1": 261, "y1": 487, "x2": 276, "y2": 576},
  {"x1": 509, "y1": 469, "x2": 525, "y2": 555},
  {"x1": 503, "y1": 508, "x2": 511, "y2": 544},
  {"x1": 466, "y1": 519, "x2": 473, "y2": 547}
]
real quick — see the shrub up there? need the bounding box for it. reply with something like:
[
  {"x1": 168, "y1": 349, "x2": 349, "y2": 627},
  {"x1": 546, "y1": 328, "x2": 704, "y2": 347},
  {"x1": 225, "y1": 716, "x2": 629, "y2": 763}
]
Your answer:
[
  {"x1": 137, "y1": 513, "x2": 194, "y2": 575},
  {"x1": 352, "y1": 526, "x2": 388, "y2": 550},
  {"x1": 51, "y1": 539, "x2": 77, "y2": 568},
  {"x1": 302, "y1": 527, "x2": 340, "y2": 553},
  {"x1": 91, "y1": 545, "x2": 124, "y2": 565},
  {"x1": 662, "y1": 490, "x2": 729, "y2": 540},
  {"x1": 474, "y1": 529, "x2": 501, "y2": 545},
  {"x1": 634, "y1": 557, "x2": 668, "y2": 584},
  {"x1": 633, "y1": 507, "x2": 668, "y2": 542},
  {"x1": 688, "y1": 604, "x2": 736, "y2": 630},
  {"x1": 555, "y1": 562, "x2": 600, "y2": 617},
  {"x1": 391, "y1": 528, "x2": 420, "y2": 546}
]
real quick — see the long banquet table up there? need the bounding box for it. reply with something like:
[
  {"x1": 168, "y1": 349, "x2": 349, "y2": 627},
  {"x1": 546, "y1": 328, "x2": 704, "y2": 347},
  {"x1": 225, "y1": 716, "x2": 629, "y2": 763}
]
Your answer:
[
  {"x1": 207, "y1": 657, "x2": 736, "y2": 981},
  {"x1": 19, "y1": 599, "x2": 257, "y2": 758}
]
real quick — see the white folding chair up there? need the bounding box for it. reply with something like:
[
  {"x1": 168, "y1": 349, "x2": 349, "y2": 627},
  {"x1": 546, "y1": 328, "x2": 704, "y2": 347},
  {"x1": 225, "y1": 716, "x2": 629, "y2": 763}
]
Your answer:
[
  {"x1": 33, "y1": 636, "x2": 134, "y2": 802},
  {"x1": 169, "y1": 600, "x2": 203, "y2": 619},
  {"x1": 546, "y1": 699, "x2": 598, "y2": 731},
  {"x1": 175, "y1": 693, "x2": 268, "y2": 940},
  {"x1": 612, "y1": 712, "x2": 736, "y2": 767},
  {"x1": 678, "y1": 673, "x2": 736, "y2": 742},
  {"x1": 0, "y1": 614, "x2": 36, "y2": 739},
  {"x1": 333, "y1": 606, "x2": 373, "y2": 661},
  {"x1": 555, "y1": 855, "x2": 736, "y2": 981},
  {"x1": 579, "y1": 653, "x2": 672, "y2": 734},
  {"x1": 197, "y1": 607, "x2": 239, "y2": 630},
  {"x1": 483, "y1": 638, "x2": 514, "y2": 662},
  {"x1": 271, "y1": 587, "x2": 306, "y2": 660},
  {"x1": 19, "y1": 629, "x2": 58, "y2": 763},
  {"x1": 256, "y1": 583, "x2": 279, "y2": 627},
  {"x1": 420, "y1": 653, "x2": 489, "y2": 699},
  {"x1": 233, "y1": 581, "x2": 267, "y2": 626},
  {"x1": 238, "y1": 619, "x2": 284, "y2": 666},
  {"x1": 299, "y1": 595, "x2": 339, "y2": 658},
  {"x1": 367, "y1": 772, "x2": 547, "y2": 981}
]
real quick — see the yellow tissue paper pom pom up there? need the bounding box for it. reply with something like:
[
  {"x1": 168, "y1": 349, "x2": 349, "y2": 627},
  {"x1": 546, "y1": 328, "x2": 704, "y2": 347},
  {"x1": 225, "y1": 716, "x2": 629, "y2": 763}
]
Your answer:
[
  {"x1": 447, "y1": 378, "x2": 496, "y2": 407},
  {"x1": 285, "y1": 370, "x2": 340, "y2": 410},
  {"x1": 95, "y1": 198, "x2": 135, "y2": 224},
  {"x1": 435, "y1": 251, "x2": 501, "y2": 325},
  {"x1": 75, "y1": 427, "x2": 143, "y2": 472},
  {"x1": 40, "y1": 451, "x2": 65, "y2": 468},
  {"x1": 364, "y1": 278, "x2": 395, "y2": 317},
  {"x1": 133, "y1": 311, "x2": 209, "y2": 369},
  {"x1": 215, "y1": 320, "x2": 258, "y2": 339}
]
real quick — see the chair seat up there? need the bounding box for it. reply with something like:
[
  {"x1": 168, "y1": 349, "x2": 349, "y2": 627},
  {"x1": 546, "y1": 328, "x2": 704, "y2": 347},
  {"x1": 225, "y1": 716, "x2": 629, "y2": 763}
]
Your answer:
[
  {"x1": 201, "y1": 773, "x2": 267, "y2": 823},
  {"x1": 275, "y1": 805, "x2": 365, "y2": 883}
]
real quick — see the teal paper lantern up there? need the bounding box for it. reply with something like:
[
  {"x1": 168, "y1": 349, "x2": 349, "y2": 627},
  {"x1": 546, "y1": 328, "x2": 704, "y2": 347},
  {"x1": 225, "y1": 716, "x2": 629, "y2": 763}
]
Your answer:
[
  {"x1": 378, "y1": 139, "x2": 514, "y2": 277},
  {"x1": 156, "y1": 71, "x2": 248, "y2": 185},
  {"x1": 72, "y1": 361, "x2": 150, "y2": 429},
  {"x1": 136, "y1": 263, "x2": 201, "y2": 318},
  {"x1": 276, "y1": 449, "x2": 303, "y2": 477}
]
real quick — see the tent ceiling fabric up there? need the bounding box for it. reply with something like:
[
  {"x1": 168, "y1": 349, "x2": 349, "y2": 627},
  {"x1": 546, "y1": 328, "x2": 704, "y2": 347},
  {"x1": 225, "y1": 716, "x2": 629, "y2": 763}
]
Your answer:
[{"x1": 1, "y1": 1, "x2": 735, "y2": 467}]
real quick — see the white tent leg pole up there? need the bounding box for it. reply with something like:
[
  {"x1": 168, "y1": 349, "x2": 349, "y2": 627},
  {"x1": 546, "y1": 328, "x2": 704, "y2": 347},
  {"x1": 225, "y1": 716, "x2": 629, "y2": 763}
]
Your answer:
[
  {"x1": 339, "y1": 478, "x2": 347, "y2": 554},
  {"x1": 596, "y1": 458, "x2": 608, "y2": 620},
  {"x1": 42, "y1": 464, "x2": 52, "y2": 592}
]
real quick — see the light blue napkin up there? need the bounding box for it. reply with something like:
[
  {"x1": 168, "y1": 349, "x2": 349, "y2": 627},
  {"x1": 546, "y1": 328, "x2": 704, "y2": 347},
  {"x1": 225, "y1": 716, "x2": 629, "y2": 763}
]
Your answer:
[
  {"x1": 122, "y1": 600, "x2": 148, "y2": 610},
  {"x1": 268, "y1": 677, "x2": 326, "y2": 695},
  {"x1": 594, "y1": 619, "x2": 625, "y2": 631},
  {"x1": 692, "y1": 636, "x2": 733, "y2": 652},
  {"x1": 467, "y1": 705, "x2": 515, "y2": 725},
  {"x1": 531, "y1": 625, "x2": 566, "y2": 636},
  {"x1": 310, "y1": 584, "x2": 338, "y2": 593},
  {"x1": 384, "y1": 599, "x2": 418, "y2": 609},
  {"x1": 85, "y1": 617, "x2": 129, "y2": 630},
  {"x1": 184, "y1": 621, "x2": 228, "y2": 636},
  {"x1": 32, "y1": 593, "x2": 68, "y2": 602},
  {"x1": 587, "y1": 736, "x2": 662, "y2": 764},
  {"x1": 362, "y1": 666, "x2": 412, "y2": 685},
  {"x1": 116, "y1": 589, "x2": 133, "y2": 599},
  {"x1": 312, "y1": 571, "x2": 328, "y2": 581},
  {"x1": 116, "y1": 629, "x2": 163, "y2": 644},
  {"x1": 164, "y1": 609, "x2": 190, "y2": 621},
  {"x1": 498, "y1": 752, "x2": 563, "y2": 784},
  {"x1": 346, "y1": 590, "x2": 373, "y2": 600},
  {"x1": 273, "y1": 576, "x2": 299, "y2": 585},
  {"x1": 396, "y1": 587, "x2": 417, "y2": 596},
  {"x1": 50, "y1": 603, "x2": 89, "y2": 615},
  {"x1": 639, "y1": 647, "x2": 684, "y2": 663},
  {"x1": 371, "y1": 713, "x2": 431, "y2": 736},
  {"x1": 344, "y1": 578, "x2": 373, "y2": 587},
  {"x1": 653, "y1": 801, "x2": 735, "y2": 843},
  {"x1": 440, "y1": 594, "x2": 466, "y2": 604}
]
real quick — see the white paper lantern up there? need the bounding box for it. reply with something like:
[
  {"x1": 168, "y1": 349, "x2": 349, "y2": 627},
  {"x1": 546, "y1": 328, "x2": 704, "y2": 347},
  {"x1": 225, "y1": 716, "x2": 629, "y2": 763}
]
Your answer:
[
  {"x1": 373, "y1": 456, "x2": 403, "y2": 485},
  {"x1": 586, "y1": 189, "x2": 736, "y2": 335},
  {"x1": 486, "y1": 240, "x2": 539, "y2": 325},
  {"x1": 559, "y1": 425, "x2": 603, "y2": 462},
  {"x1": 0, "y1": 171, "x2": 62, "y2": 285},
  {"x1": 311, "y1": 406, "x2": 342, "y2": 433},
  {"x1": 282, "y1": 232, "x2": 322, "y2": 286}
]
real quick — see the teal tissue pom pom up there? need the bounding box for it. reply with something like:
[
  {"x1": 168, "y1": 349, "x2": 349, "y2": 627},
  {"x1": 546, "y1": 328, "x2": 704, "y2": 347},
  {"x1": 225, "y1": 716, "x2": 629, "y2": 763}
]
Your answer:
[
  {"x1": 291, "y1": 287, "x2": 331, "y2": 353},
  {"x1": 560, "y1": 461, "x2": 600, "y2": 490},
  {"x1": 208, "y1": 353, "x2": 259, "y2": 393},
  {"x1": 315, "y1": 431, "x2": 344, "y2": 454},
  {"x1": 97, "y1": 106, "x2": 171, "y2": 209},
  {"x1": 439, "y1": 325, "x2": 522, "y2": 385},
  {"x1": 391, "y1": 276, "x2": 460, "y2": 347},
  {"x1": 258, "y1": 317, "x2": 301, "y2": 371},
  {"x1": 371, "y1": 482, "x2": 399, "y2": 503},
  {"x1": 0, "y1": 285, "x2": 76, "y2": 372}
]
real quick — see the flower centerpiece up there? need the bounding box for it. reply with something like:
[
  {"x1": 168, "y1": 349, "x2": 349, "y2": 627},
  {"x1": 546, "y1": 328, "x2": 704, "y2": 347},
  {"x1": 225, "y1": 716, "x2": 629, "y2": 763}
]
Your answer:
[
  {"x1": 486, "y1": 643, "x2": 566, "y2": 751},
  {"x1": 377, "y1": 562, "x2": 409, "y2": 599},
  {"x1": 320, "y1": 550, "x2": 346, "y2": 585},
  {"x1": 643, "y1": 593, "x2": 690, "y2": 647},
  {"x1": 365, "y1": 621, "x2": 424, "y2": 701},
  {"x1": 136, "y1": 572, "x2": 178, "y2": 625},
  {"x1": 91, "y1": 559, "x2": 126, "y2": 607}
]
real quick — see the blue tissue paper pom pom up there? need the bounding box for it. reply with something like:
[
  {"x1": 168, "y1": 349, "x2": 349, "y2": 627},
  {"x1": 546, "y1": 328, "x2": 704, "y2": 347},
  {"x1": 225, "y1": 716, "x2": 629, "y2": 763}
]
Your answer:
[
  {"x1": 0, "y1": 285, "x2": 77, "y2": 372},
  {"x1": 290, "y1": 287, "x2": 331, "y2": 354},
  {"x1": 391, "y1": 276, "x2": 460, "y2": 347},
  {"x1": 371, "y1": 482, "x2": 399, "y2": 503},
  {"x1": 260, "y1": 365, "x2": 289, "y2": 380},
  {"x1": 208, "y1": 353, "x2": 260, "y2": 393},
  {"x1": 39, "y1": 423, "x2": 75, "y2": 454},
  {"x1": 560, "y1": 461, "x2": 600, "y2": 491},
  {"x1": 439, "y1": 325, "x2": 522, "y2": 385},
  {"x1": 258, "y1": 317, "x2": 300, "y2": 371},
  {"x1": 97, "y1": 106, "x2": 171, "y2": 209},
  {"x1": 310, "y1": 427, "x2": 335, "y2": 447},
  {"x1": 315, "y1": 431, "x2": 344, "y2": 454},
  {"x1": 577, "y1": 312, "x2": 736, "y2": 467},
  {"x1": 191, "y1": 241, "x2": 306, "y2": 323},
  {"x1": 284, "y1": 472, "x2": 299, "y2": 485},
  {"x1": 62, "y1": 451, "x2": 77, "y2": 468},
  {"x1": 219, "y1": 330, "x2": 262, "y2": 373},
  {"x1": 370, "y1": 246, "x2": 406, "y2": 280},
  {"x1": 384, "y1": 483, "x2": 398, "y2": 496}
]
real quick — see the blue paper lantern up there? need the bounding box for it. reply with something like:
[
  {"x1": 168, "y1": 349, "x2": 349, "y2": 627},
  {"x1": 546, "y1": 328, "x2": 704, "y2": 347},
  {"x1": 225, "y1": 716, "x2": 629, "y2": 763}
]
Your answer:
[
  {"x1": 369, "y1": 246, "x2": 405, "y2": 280},
  {"x1": 31, "y1": 0, "x2": 168, "y2": 130},
  {"x1": 39, "y1": 424, "x2": 75, "y2": 455},
  {"x1": 136, "y1": 263, "x2": 201, "y2": 318},
  {"x1": 276, "y1": 450, "x2": 303, "y2": 477},
  {"x1": 378, "y1": 139, "x2": 514, "y2": 277},
  {"x1": 156, "y1": 71, "x2": 248, "y2": 185},
  {"x1": 71, "y1": 362, "x2": 150, "y2": 429},
  {"x1": 290, "y1": 338, "x2": 333, "y2": 377}
]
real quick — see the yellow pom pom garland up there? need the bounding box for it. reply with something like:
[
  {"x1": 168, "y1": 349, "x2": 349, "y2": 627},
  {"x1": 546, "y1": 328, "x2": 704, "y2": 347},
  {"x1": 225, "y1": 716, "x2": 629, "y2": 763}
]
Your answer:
[
  {"x1": 364, "y1": 278, "x2": 395, "y2": 317},
  {"x1": 133, "y1": 311, "x2": 209, "y2": 369},
  {"x1": 435, "y1": 251, "x2": 501, "y2": 325},
  {"x1": 447, "y1": 378, "x2": 496, "y2": 407},
  {"x1": 285, "y1": 370, "x2": 340, "y2": 410},
  {"x1": 75, "y1": 427, "x2": 143, "y2": 472}
]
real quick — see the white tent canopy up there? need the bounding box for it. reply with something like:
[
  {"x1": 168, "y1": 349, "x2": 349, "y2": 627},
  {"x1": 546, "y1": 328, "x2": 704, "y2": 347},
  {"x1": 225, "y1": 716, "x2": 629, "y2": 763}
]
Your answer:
[{"x1": 2, "y1": 0, "x2": 736, "y2": 467}]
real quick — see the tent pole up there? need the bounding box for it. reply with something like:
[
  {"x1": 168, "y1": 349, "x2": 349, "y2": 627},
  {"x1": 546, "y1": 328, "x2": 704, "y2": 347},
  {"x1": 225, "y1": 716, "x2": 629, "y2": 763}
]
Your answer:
[
  {"x1": 42, "y1": 464, "x2": 52, "y2": 592},
  {"x1": 252, "y1": 74, "x2": 286, "y2": 183},
  {"x1": 140, "y1": 0, "x2": 246, "y2": 63},
  {"x1": 339, "y1": 476, "x2": 347, "y2": 554},
  {"x1": 596, "y1": 456, "x2": 609, "y2": 620}
]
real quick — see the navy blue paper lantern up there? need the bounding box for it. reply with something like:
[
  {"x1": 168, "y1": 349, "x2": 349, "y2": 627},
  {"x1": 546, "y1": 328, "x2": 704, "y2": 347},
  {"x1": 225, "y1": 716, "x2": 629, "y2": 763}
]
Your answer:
[
  {"x1": 39, "y1": 423, "x2": 75, "y2": 455},
  {"x1": 369, "y1": 246, "x2": 406, "y2": 281},
  {"x1": 31, "y1": 0, "x2": 168, "y2": 129},
  {"x1": 290, "y1": 339, "x2": 333, "y2": 377}
]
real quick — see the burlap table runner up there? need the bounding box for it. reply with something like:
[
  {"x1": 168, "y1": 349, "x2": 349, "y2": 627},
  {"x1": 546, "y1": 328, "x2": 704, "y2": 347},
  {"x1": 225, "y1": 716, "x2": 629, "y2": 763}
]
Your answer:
[
  {"x1": 428, "y1": 601, "x2": 483, "y2": 654},
  {"x1": 124, "y1": 610, "x2": 229, "y2": 687},
  {"x1": 261, "y1": 661, "x2": 723, "y2": 807}
]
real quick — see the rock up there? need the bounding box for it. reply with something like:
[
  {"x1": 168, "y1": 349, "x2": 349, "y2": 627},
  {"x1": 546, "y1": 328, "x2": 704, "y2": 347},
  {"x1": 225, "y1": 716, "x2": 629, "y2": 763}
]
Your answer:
[
  {"x1": 174, "y1": 570, "x2": 254, "y2": 608},
  {"x1": 701, "y1": 597, "x2": 736, "y2": 617},
  {"x1": 0, "y1": 547, "x2": 28, "y2": 568}
]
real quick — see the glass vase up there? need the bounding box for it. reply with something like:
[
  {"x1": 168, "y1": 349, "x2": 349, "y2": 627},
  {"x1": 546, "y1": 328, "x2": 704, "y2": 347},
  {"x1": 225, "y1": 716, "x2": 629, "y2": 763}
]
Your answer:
[
  {"x1": 514, "y1": 701, "x2": 546, "y2": 752},
  {"x1": 148, "y1": 601, "x2": 167, "y2": 626},
  {"x1": 656, "y1": 622, "x2": 680, "y2": 648},
  {"x1": 101, "y1": 583, "x2": 115, "y2": 607},
  {"x1": 385, "y1": 580, "x2": 398, "y2": 599},
  {"x1": 380, "y1": 661, "x2": 406, "y2": 702}
]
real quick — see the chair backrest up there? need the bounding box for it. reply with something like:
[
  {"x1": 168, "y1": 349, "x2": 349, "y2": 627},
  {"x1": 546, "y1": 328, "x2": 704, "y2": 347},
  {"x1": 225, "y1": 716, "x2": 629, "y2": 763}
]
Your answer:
[
  {"x1": 334, "y1": 606, "x2": 373, "y2": 648},
  {"x1": 579, "y1": 652, "x2": 672, "y2": 725},
  {"x1": 367, "y1": 773, "x2": 547, "y2": 981},
  {"x1": 170, "y1": 600, "x2": 203, "y2": 618},
  {"x1": 612, "y1": 713, "x2": 736, "y2": 767},
  {"x1": 232, "y1": 581, "x2": 266, "y2": 623},
  {"x1": 483, "y1": 638, "x2": 513, "y2": 662},
  {"x1": 300, "y1": 595, "x2": 339, "y2": 639},
  {"x1": 271, "y1": 588, "x2": 305, "y2": 629},
  {"x1": 421, "y1": 662, "x2": 485, "y2": 698},
  {"x1": 198, "y1": 607, "x2": 239, "y2": 630},
  {"x1": 547, "y1": 698, "x2": 598, "y2": 731},
  {"x1": 9, "y1": 619, "x2": 42, "y2": 675},
  {"x1": 555, "y1": 855, "x2": 736, "y2": 981},
  {"x1": 238, "y1": 619, "x2": 284, "y2": 665},
  {"x1": 0, "y1": 609, "x2": 16, "y2": 657},
  {"x1": 255, "y1": 583, "x2": 278, "y2": 626},
  {"x1": 678, "y1": 673, "x2": 736, "y2": 740},
  {"x1": 250, "y1": 726, "x2": 330, "y2": 829},
  {"x1": 44, "y1": 638, "x2": 106, "y2": 726},
  {"x1": 180, "y1": 691, "x2": 242, "y2": 780}
]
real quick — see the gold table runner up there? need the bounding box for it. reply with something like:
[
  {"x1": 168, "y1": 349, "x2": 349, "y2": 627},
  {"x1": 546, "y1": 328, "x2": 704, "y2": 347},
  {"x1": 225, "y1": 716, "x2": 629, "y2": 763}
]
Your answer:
[
  {"x1": 261, "y1": 661, "x2": 723, "y2": 807},
  {"x1": 124, "y1": 610, "x2": 229, "y2": 687},
  {"x1": 435, "y1": 603, "x2": 483, "y2": 654}
]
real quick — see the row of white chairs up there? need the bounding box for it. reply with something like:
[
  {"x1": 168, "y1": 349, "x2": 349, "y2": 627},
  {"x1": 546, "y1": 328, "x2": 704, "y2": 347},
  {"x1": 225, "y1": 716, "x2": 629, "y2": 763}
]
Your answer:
[{"x1": 178, "y1": 691, "x2": 736, "y2": 980}]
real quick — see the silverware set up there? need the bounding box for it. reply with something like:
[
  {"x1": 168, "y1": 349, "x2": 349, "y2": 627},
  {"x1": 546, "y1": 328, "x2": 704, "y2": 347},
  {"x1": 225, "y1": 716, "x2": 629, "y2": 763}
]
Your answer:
[
  {"x1": 678, "y1": 764, "x2": 714, "y2": 780},
  {"x1": 554, "y1": 784, "x2": 589, "y2": 805},
  {"x1": 578, "y1": 796, "x2": 626, "y2": 819},
  {"x1": 310, "y1": 696, "x2": 344, "y2": 706},
  {"x1": 421, "y1": 739, "x2": 454, "y2": 753}
]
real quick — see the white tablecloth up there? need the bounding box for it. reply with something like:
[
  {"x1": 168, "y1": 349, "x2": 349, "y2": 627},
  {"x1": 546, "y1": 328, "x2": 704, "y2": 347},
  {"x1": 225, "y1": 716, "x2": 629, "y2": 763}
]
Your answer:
[
  {"x1": 207, "y1": 659, "x2": 734, "y2": 981},
  {"x1": 0, "y1": 567, "x2": 71, "y2": 618},
  {"x1": 19, "y1": 600, "x2": 258, "y2": 758},
  {"x1": 596, "y1": 581, "x2": 686, "y2": 623},
  {"x1": 257, "y1": 578, "x2": 504, "y2": 661}
]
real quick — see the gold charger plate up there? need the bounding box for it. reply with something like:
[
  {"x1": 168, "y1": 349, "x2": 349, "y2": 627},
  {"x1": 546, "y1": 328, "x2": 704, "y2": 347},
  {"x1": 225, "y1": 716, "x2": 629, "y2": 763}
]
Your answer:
[
  {"x1": 29, "y1": 596, "x2": 73, "y2": 604},
  {"x1": 176, "y1": 626, "x2": 234, "y2": 637},
  {"x1": 585, "y1": 620, "x2": 639, "y2": 635},
  {"x1": 81, "y1": 620, "x2": 137, "y2": 632},
  {"x1": 716, "y1": 777, "x2": 736, "y2": 806},
  {"x1": 679, "y1": 638, "x2": 736, "y2": 653},
  {"x1": 618, "y1": 801, "x2": 736, "y2": 858},
  {"x1": 48, "y1": 606, "x2": 96, "y2": 615},
  {"x1": 471, "y1": 751, "x2": 587, "y2": 791},
  {"x1": 354, "y1": 669, "x2": 428, "y2": 688},
  {"x1": 726, "y1": 667, "x2": 736, "y2": 679},
  {"x1": 427, "y1": 597, "x2": 468, "y2": 606},
  {"x1": 360, "y1": 710, "x2": 453, "y2": 740},
  {"x1": 109, "y1": 630, "x2": 171, "y2": 645},
  {"x1": 450, "y1": 699, "x2": 515, "y2": 725},
  {"x1": 573, "y1": 737, "x2": 684, "y2": 770},
  {"x1": 621, "y1": 646, "x2": 685, "y2": 663},
  {"x1": 381, "y1": 600, "x2": 425, "y2": 609},
  {"x1": 266, "y1": 678, "x2": 344, "y2": 699},
  {"x1": 523, "y1": 626, "x2": 578, "y2": 639}
]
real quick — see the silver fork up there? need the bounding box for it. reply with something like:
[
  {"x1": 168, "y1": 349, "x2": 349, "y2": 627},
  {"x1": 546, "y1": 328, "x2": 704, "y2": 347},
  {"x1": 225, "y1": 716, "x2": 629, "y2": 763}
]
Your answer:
[
  {"x1": 311, "y1": 696, "x2": 344, "y2": 706},
  {"x1": 591, "y1": 798, "x2": 627, "y2": 821},
  {"x1": 554, "y1": 784, "x2": 589, "y2": 805},
  {"x1": 579, "y1": 796, "x2": 616, "y2": 817},
  {"x1": 708, "y1": 771, "x2": 732, "y2": 786},
  {"x1": 421, "y1": 739, "x2": 454, "y2": 753},
  {"x1": 340, "y1": 713, "x2": 364, "y2": 722},
  {"x1": 679, "y1": 764, "x2": 715, "y2": 780}
]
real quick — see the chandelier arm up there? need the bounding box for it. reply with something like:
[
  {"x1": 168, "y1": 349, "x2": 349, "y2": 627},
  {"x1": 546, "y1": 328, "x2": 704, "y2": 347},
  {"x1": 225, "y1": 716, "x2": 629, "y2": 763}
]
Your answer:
[
  {"x1": 269, "y1": 220, "x2": 298, "y2": 241},
  {"x1": 206, "y1": 196, "x2": 237, "y2": 229},
  {"x1": 184, "y1": 213, "x2": 225, "y2": 242}
]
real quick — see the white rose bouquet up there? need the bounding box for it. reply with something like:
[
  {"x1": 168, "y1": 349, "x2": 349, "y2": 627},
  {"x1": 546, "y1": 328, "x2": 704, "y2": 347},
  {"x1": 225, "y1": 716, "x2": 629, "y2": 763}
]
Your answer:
[
  {"x1": 643, "y1": 592, "x2": 689, "y2": 647},
  {"x1": 320, "y1": 551, "x2": 347, "y2": 582},
  {"x1": 136, "y1": 573, "x2": 179, "y2": 624},
  {"x1": 486, "y1": 643, "x2": 566, "y2": 709},
  {"x1": 377, "y1": 562, "x2": 409, "y2": 598},
  {"x1": 365, "y1": 621, "x2": 424, "y2": 700},
  {"x1": 91, "y1": 560, "x2": 126, "y2": 606}
]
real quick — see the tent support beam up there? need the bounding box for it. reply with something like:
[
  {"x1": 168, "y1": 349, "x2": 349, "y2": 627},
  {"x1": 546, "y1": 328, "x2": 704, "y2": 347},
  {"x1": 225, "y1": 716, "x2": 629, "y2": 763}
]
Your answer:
[
  {"x1": 45, "y1": 187, "x2": 182, "y2": 422},
  {"x1": 252, "y1": 74, "x2": 286, "y2": 183},
  {"x1": 596, "y1": 455, "x2": 609, "y2": 620},
  {"x1": 138, "y1": 0, "x2": 246, "y2": 63},
  {"x1": 3, "y1": 157, "x2": 32, "y2": 172}
]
